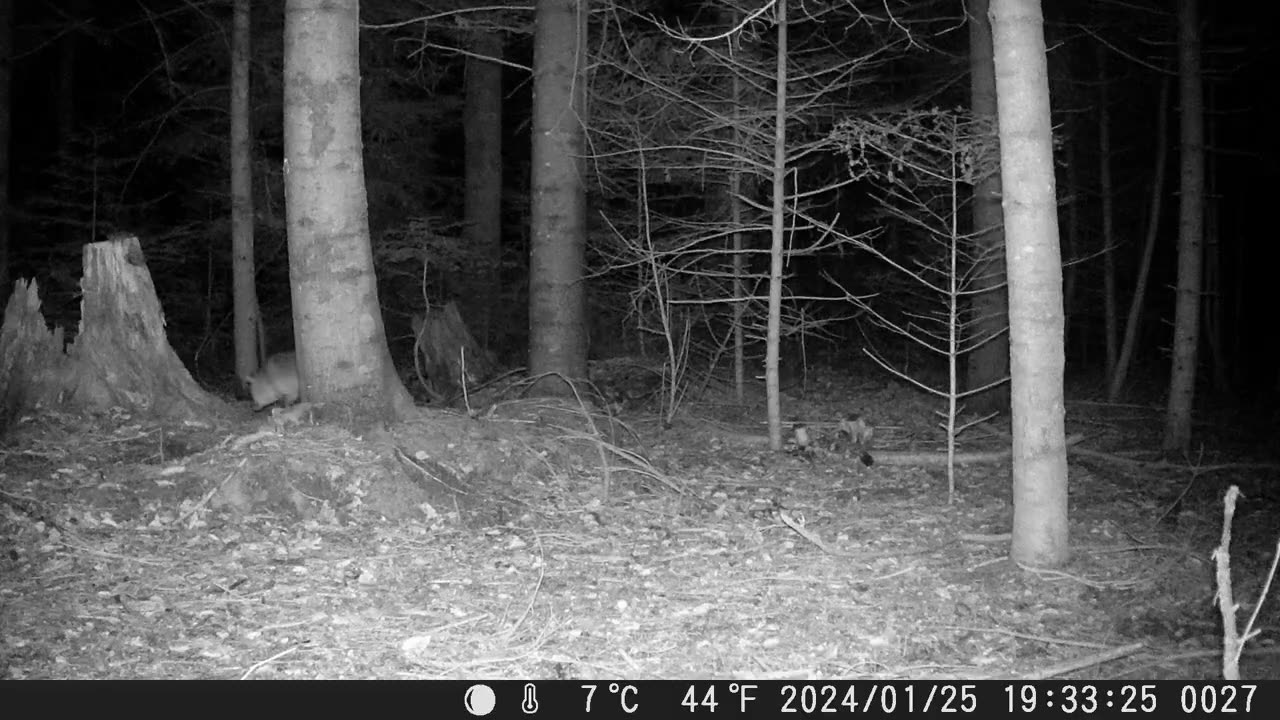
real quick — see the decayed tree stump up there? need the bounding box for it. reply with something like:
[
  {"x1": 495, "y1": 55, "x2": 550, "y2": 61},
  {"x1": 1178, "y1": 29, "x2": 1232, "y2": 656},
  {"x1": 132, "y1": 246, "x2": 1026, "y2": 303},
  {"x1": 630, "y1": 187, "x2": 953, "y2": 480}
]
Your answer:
[
  {"x1": 411, "y1": 301, "x2": 495, "y2": 401},
  {"x1": 0, "y1": 280, "x2": 67, "y2": 434},
  {"x1": 0, "y1": 235, "x2": 222, "y2": 429}
]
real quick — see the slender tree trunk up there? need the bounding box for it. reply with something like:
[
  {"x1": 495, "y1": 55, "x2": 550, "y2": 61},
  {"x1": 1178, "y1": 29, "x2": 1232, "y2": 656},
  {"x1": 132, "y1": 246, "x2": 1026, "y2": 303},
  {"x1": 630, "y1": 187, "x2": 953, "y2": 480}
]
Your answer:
[
  {"x1": 230, "y1": 0, "x2": 261, "y2": 380},
  {"x1": 990, "y1": 0, "x2": 1069, "y2": 568},
  {"x1": 723, "y1": 6, "x2": 746, "y2": 405},
  {"x1": 1097, "y1": 47, "x2": 1118, "y2": 381},
  {"x1": 1163, "y1": 0, "x2": 1204, "y2": 453},
  {"x1": 965, "y1": 0, "x2": 1010, "y2": 415},
  {"x1": 463, "y1": 31, "x2": 503, "y2": 347},
  {"x1": 283, "y1": 0, "x2": 413, "y2": 418},
  {"x1": 529, "y1": 0, "x2": 589, "y2": 391},
  {"x1": 765, "y1": 0, "x2": 789, "y2": 451},
  {"x1": 731, "y1": 112, "x2": 745, "y2": 405},
  {"x1": 1108, "y1": 77, "x2": 1170, "y2": 402},
  {"x1": 0, "y1": 0, "x2": 11, "y2": 294}
]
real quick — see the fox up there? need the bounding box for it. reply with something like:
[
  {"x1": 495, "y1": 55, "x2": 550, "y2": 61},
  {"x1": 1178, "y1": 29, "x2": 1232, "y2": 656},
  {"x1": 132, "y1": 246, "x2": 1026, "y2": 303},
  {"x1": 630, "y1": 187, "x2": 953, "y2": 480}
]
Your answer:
[{"x1": 243, "y1": 352, "x2": 299, "y2": 409}]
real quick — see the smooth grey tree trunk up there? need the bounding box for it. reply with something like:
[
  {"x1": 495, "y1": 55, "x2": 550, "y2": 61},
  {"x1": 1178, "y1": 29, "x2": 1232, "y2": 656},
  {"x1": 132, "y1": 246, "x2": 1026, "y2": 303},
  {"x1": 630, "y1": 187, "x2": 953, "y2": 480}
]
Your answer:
[
  {"x1": 283, "y1": 0, "x2": 413, "y2": 420},
  {"x1": 990, "y1": 0, "x2": 1069, "y2": 568}
]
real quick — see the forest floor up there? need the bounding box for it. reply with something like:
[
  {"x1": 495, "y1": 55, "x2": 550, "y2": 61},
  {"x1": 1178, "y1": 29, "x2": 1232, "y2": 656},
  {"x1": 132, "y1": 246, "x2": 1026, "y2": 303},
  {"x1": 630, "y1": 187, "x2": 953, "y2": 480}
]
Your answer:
[{"x1": 1, "y1": 360, "x2": 1277, "y2": 681}]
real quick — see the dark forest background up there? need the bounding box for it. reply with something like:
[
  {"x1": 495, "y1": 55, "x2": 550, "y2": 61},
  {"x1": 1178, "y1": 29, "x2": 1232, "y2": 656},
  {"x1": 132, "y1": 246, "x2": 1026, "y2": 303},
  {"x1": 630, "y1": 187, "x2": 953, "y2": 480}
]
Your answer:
[{"x1": 4, "y1": 0, "x2": 1278, "y2": 410}]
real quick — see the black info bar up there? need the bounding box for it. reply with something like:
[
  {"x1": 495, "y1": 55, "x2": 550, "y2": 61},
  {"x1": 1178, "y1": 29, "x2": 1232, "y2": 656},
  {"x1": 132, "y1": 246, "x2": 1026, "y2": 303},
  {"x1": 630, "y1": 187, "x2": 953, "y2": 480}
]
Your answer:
[{"x1": 7, "y1": 680, "x2": 1272, "y2": 718}]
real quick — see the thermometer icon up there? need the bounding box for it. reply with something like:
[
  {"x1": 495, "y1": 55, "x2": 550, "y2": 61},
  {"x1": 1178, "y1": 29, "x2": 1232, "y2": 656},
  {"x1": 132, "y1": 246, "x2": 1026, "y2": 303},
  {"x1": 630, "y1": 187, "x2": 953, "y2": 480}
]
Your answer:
[{"x1": 521, "y1": 683, "x2": 539, "y2": 713}]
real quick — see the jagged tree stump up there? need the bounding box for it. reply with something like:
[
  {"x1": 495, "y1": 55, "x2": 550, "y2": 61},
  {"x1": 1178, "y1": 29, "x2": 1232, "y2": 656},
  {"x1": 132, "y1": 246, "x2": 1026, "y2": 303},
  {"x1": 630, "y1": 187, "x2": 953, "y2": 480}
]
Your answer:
[
  {"x1": 0, "y1": 234, "x2": 222, "y2": 428},
  {"x1": 411, "y1": 301, "x2": 495, "y2": 402},
  {"x1": 0, "y1": 280, "x2": 67, "y2": 433}
]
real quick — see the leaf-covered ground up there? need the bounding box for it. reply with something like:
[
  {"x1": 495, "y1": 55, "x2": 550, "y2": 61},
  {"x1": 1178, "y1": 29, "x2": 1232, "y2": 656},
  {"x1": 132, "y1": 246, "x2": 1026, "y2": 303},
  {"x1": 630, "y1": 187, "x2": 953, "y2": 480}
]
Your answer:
[{"x1": 1, "y1": 368, "x2": 1276, "y2": 680}]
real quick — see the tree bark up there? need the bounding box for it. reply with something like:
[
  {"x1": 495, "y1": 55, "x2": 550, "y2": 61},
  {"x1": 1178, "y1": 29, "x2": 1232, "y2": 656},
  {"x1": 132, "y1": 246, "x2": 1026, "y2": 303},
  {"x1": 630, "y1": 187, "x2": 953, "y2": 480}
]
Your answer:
[
  {"x1": 966, "y1": 0, "x2": 1010, "y2": 415},
  {"x1": 990, "y1": 0, "x2": 1069, "y2": 568},
  {"x1": 528, "y1": 0, "x2": 589, "y2": 392},
  {"x1": 1163, "y1": 0, "x2": 1204, "y2": 453},
  {"x1": 283, "y1": 0, "x2": 413, "y2": 420}
]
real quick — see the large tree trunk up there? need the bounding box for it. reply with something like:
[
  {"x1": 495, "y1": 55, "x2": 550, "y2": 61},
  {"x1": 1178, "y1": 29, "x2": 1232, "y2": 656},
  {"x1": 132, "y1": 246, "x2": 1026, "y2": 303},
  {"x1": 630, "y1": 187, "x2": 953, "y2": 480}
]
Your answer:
[
  {"x1": 463, "y1": 31, "x2": 504, "y2": 348},
  {"x1": 0, "y1": 237, "x2": 223, "y2": 434},
  {"x1": 283, "y1": 0, "x2": 413, "y2": 420},
  {"x1": 1163, "y1": 0, "x2": 1204, "y2": 453},
  {"x1": 230, "y1": 0, "x2": 261, "y2": 382},
  {"x1": 528, "y1": 0, "x2": 589, "y2": 394},
  {"x1": 965, "y1": 0, "x2": 1010, "y2": 415},
  {"x1": 990, "y1": 0, "x2": 1069, "y2": 569}
]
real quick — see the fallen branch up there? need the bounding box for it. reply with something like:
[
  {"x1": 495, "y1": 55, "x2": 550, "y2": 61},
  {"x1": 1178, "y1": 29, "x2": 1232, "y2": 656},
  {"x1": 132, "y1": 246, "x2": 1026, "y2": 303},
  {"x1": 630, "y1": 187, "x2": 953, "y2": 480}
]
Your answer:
[
  {"x1": 1019, "y1": 642, "x2": 1146, "y2": 680},
  {"x1": 1068, "y1": 448, "x2": 1280, "y2": 474}
]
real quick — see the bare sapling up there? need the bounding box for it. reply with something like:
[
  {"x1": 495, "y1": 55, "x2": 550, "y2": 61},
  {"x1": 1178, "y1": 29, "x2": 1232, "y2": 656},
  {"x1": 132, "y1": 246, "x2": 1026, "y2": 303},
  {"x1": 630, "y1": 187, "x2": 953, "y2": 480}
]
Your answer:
[{"x1": 827, "y1": 109, "x2": 1003, "y2": 499}]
